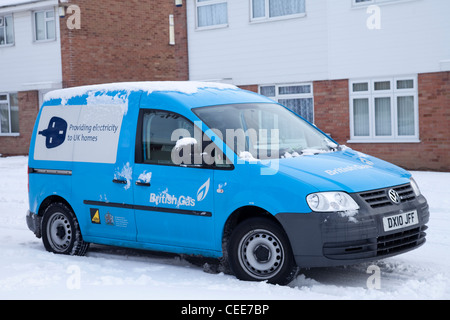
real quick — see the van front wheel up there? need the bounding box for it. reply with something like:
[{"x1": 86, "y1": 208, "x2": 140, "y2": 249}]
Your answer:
[
  {"x1": 228, "y1": 217, "x2": 298, "y2": 285},
  {"x1": 42, "y1": 202, "x2": 89, "y2": 256}
]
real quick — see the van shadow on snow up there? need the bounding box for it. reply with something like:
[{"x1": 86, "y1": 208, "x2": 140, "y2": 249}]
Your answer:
[{"x1": 86, "y1": 244, "x2": 409, "y2": 289}]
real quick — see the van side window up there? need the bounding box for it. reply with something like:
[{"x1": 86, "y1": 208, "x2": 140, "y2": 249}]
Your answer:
[{"x1": 140, "y1": 110, "x2": 194, "y2": 165}]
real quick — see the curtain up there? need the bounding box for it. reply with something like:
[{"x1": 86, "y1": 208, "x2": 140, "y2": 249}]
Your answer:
[
  {"x1": 252, "y1": 0, "x2": 265, "y2": 18},
  {"x1": 279, "y1": 85, "x2": 311, "y2": 95},
  {"x1": 35, "y1": 12, "x2": 45, "y2": 40},
  {"x1": 352, "y1": 82, "x2": 369, "y2": 92},
  {"x1": 0, "y1": 26, "x2": 4, "y2": 45},
  {"x1": 5, "y1": 16, "x2": 13, "y2": 44},
  {"x1": 197, "y1": 2, "x2": 228, "y2": 27},
  {"x1": 397, "y1": 96, "x2": 415, "y2": 136},
  {"x1": 279, "y1": 98, "x2": 313, "y2": 123},
  {"x1": 9, "y1": 93, "x2": 19, "y2": 133},
  {"x1": 0, "y1": 103, "x2": 9, "y2": 133},
  {"x1": 269, "y1": 0, "x2": 305, "y2": 18},
  {"x1": 353, "y1": 98, "x2": 369, "y2": 136},
  {"x1": 375, "y1": 97, "x2": 391, "y2": 136},
  {"x1": 260, "y1": 86, "x2": 276, "y2": 97}
]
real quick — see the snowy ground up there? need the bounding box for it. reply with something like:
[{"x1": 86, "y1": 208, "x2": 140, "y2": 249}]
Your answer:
[{"x1": 0, "y1": 156, "x2": 449, "y2": 300}]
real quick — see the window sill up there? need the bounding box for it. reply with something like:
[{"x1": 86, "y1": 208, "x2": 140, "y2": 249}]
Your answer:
[
  {"x1": 250, "y1": 12, "x2": 306, "y2": 24},
  {"x1": 0, "y1": 133, "x2": 20, "y2": 137},
  {"x1": 195, "y1": 23, "x2": 229, "y2": 31},
  {"x1": 33, "y1": 38, "x2": 57, "y2": 44},
  {"x1": 347, "y1": 139, "x2": 421, "y2": 144},
  {"x1": 0, "y1": 43, "x2": 15, "y2": 48}
]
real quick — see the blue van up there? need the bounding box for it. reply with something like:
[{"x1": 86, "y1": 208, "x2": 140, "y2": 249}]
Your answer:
[{"x1": 26, "y1": 82, "x2": 429, "y2": 285}]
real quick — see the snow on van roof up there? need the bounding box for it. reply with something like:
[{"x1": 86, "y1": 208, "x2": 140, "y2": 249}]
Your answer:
[{"x1": 43, "y1": 81, "x2": 239, "y2": 103}]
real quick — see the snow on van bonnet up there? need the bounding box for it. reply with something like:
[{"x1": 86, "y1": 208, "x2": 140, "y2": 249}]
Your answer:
[{"x1": 0, "y1": 156, "x2": 449, "y2": 300}]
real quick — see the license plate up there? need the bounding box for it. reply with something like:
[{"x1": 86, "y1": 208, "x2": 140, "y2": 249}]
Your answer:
[{"x1": 383, "y1": 210, "x2": 419, "y2": 232}]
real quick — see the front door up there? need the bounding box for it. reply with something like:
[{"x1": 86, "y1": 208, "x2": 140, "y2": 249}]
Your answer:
[{"x1": 133, "y1": 110, "x2": 215, "y2": 251}]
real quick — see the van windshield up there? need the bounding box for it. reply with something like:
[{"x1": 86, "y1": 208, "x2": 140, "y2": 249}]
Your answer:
[{"x1": 193, "y1": 103, "x2": 338, "y2": 160}]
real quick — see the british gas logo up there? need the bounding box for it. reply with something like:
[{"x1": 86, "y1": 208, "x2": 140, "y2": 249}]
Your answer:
[
  {"x1": 149, "y1": 178, "x2": 210, "y2": 208},
  {"x1": 197, "y1": 178, "x2": 210, "y2": 202}
]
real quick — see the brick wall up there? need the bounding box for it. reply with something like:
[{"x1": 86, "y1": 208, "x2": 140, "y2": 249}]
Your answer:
[
  {"x1": 313, "y1": 72, "x2": 450, "y2": 172},
  {"x1": 0, "y1": 91, "x2": 39, "y2": 156},
  {"x1": 60, "y1": 0, "x2": 189, "y2": 88},
  {"x1": 238, "y1": 85, "x2": 258, "y2": 93},
  {"x1": 313, "y1": 79, "x2": 350, "y2": 144}
]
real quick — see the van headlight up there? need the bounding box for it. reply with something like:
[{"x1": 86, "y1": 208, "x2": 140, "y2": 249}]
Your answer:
[
  {"x1": 410, "y1": 177, "x2": 421, "y2": 197},
  {"x1": 306, "y1": 192, "x2": 359, "y2": 212}
]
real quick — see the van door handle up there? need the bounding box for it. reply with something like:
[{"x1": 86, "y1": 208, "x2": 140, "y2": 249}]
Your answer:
[
  {"x1": 135, "y1": 181, "x2": 151, "y2": 187},
  {"x1": 112, "y1": 178, "x2": 127, "y2": 184}
]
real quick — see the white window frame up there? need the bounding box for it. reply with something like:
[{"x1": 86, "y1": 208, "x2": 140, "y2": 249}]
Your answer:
[
  {"x1": 0, "y1": 14, "x2": 14, "y2": 47},
  {"x1": 0, "y1": 93, "x2": 19, "y2": 136},
  {"x1": 250, "y1": 0, "x2": 306, "y2": 23},
  {"x1": 33, "y1": 8, "x2": 56, "y2": 42},
  {"x1": 195, "y1": 0, "x2": 228, "y2": 30},
  {"x1": 349, "y1": 76, "x2": 419, "y2": 143},
  {"x1": 259, "y1": 83, "x2": 314, "y2": 123}
]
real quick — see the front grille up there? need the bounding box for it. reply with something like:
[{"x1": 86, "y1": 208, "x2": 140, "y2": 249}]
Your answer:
[
  {"x1": 359, "y1": 184, "x2": 415, "y2": 208},
  {"x1": 377, "y1": 225, "x2": 427, "y2": 256}
]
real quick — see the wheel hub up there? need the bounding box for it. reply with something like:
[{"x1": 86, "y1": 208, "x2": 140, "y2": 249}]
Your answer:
[
  {"x1": 56, "y1": 225, "x2": 66, "y2": 239},
  {"x1": 253, "y1": 244, "x2": 271, "y2": 262}
]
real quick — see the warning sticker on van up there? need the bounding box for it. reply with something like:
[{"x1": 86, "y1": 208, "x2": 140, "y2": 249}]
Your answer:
[{"x1": 34, "y1": 105, "x2": 123, "y2": 164}]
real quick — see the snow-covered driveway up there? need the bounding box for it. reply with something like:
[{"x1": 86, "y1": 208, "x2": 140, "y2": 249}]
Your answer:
[{"x1": 1, "y1": 156, "x2": 449, "y2": 299}]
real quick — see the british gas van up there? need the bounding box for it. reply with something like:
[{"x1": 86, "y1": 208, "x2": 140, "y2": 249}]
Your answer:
[{"x1": 26, "y1": 82, "x2": 429, "y2": 285}]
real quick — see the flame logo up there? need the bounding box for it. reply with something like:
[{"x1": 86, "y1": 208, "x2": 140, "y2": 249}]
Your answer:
[{"x1": 197, "y1": 178, "x2": 210, "y2": 202}]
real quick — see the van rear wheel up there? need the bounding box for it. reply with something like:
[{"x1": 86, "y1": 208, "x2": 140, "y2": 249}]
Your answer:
[
  {"x1": 42, "y1": 202, "x2": 89, "y2": 256},
  {"x1": 228, "y1": 217, "x2": 298, "y2": 285}
]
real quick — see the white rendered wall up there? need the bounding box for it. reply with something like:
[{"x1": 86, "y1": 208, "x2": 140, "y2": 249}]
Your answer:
[
  {"x1": 186, "y1": 0, "x2": 450, "y2": 86},
  {"x1": 0, "y1": 1, "x2": 62, "y2": 93}
]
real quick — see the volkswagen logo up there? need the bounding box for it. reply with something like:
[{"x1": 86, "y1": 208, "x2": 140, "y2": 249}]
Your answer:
[{"x1": 388, "y1": 189, "x2": 401, "y2": 205}]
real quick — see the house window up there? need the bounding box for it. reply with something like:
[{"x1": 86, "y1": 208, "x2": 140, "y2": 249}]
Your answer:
[
  {"x1": 0, "y1": 93, "x2": 19, "y2": 135},
  {"x1": 34, "y1": 9, "x2": 56, "y2": 41},
  {"x1": 251, "y1": 0, "x2": 306, "y2": 21},
  {"x1": 0, "y1": 15, "x2": 14, "y2": 46},
  {"x1": 260, "y1": 83, "x2": 314, "y2": 123},
  {"x1": 349, "y1": 76, "x2": 419, "y2": 142},
  {"x1": 196, "y1": 0, "x2": 228, "y2": 28}
]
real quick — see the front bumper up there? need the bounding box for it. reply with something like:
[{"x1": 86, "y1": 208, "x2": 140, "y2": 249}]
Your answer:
[{"x1": 276, "y1": 185, "x2": 429, "y2": 268}]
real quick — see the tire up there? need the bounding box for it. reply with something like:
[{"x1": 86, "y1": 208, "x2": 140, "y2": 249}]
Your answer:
[
  {"x1": 228, "y1": 217, "x2": 298, "y2": 285},
  {"x1": 41, "y1": 202, "x2": 89, "y2": 256}
]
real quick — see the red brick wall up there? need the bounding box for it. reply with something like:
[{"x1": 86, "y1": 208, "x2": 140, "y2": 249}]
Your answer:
[
  {"x1": 60, "y1": 0, "x2": 189, "y2": 88},
  {"x1": 0, "y1": 91, "x2": 39, "y2": 156},
  {"x1": 313, "y1": 72, "x2": 450, "y2": 171},
  {"x1": 238, "y1": 85, "x2": 258, "y2": 93},
  {"x1": 313, "y1": 79, "x2": 350, "y2": 144}
]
